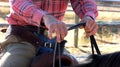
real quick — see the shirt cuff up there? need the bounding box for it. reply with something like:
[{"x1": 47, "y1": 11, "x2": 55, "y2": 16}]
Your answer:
[
  {"x1": 32, "y1": 9, "x2": 48, "y2": 27},
  {"x1": 85, "y1": 11, "x2": 96, "y2": 20}
]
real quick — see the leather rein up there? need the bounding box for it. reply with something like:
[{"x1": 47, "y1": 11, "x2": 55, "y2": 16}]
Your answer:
[{"x1": 52, "y1": 23, "x2": 101, "y2": 67}]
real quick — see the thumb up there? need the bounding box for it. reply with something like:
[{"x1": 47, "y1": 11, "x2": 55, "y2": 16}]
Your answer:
[{"x1": 79, "y1": 26, "x2": 85, "y2": 29}]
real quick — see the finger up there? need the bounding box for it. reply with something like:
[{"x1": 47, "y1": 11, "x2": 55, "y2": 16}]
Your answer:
[
  {"x1": 55, "y1": 26, "x2": 61, "y2": 43},
  {"x1": 86, "y1": 24, "x2": 98, "y2": 36},
  {"x1": 60, "y1": 23, "x2": 68, "y2": 39},
  {"x1": 79, "y1": 19, "x2": 86, "y2": 29},
  {"x1": 79, "y1": 26, "x2": 84, "y2": 29},
  {"x1": 85, "y1": 23, "x2": 92, "y2": 33},
  {"x1": 48, "y1": 27, "x2": 54, "y2": 39},
  {"x1": 85, "y1": 20, "x2": 95, "y2": 33},
  {"x1": 87, "y1": 21, "x2": 96, "y2": 33},
  {"x1": 56, "y1": 22, "x2": 68, "y2": 43}
]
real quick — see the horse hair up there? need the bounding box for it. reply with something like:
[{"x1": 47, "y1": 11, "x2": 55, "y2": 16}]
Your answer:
[{"x1": 69, "y1": 51, "x2": 120, "y2": 67}]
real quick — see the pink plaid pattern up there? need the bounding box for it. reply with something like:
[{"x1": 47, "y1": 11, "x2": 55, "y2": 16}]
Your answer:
[{"x1": 7, "y1": 0, "x2": 98, "y2": 27}]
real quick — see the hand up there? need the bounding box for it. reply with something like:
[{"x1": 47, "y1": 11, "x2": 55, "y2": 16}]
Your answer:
[
  {"x1": 43, "y1": 14, "x2": 68, "y2": 43},
  {"x1": 80, "y1": 16, "x2": 98, "y2": 36}
]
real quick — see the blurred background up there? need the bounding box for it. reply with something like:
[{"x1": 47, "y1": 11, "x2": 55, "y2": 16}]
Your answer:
[{"x1": 0, "y1": 0, "x2": 120, "y2": 61}]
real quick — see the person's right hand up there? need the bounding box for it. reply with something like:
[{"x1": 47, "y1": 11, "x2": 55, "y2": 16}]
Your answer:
[{"x1": 43, "y1": 15, "x2": 68, "y2": 43}]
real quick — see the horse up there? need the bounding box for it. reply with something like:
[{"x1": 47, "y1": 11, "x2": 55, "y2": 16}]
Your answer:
[{"x1": 69, "y1": 51, "x2": 120, "y2": 67}]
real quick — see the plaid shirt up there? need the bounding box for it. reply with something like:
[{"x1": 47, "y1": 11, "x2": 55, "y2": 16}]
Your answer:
[{"x1": 7, "y1": 0, "x2": 98, "y2": 27}]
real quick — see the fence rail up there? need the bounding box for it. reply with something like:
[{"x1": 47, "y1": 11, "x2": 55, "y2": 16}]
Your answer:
[{"x1": 0, "y1": 2, "x2": 9, "y2": 7}]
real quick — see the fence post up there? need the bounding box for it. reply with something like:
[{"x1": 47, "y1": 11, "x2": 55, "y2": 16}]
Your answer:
[{"x1": 74, "y1": 15, "x2": 79, "y2": 48}]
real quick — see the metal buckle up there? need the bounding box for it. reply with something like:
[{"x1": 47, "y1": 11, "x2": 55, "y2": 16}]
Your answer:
[{"x1": 44, "y1": 42, "x2": 52, "y2": 48}]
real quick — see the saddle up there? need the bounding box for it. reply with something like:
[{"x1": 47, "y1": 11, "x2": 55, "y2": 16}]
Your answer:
[
  {"x1": 3, "y1": 23, "x2": 115, "y2": 67},
  {"x1": 0, "y1": 25, "x2": 79, "y2": 67},
  {"x1": 29, "y1": 26, "x2": 79, "y2": 67}
]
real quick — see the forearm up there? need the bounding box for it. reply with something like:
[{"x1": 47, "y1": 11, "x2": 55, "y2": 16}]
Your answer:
[
  {"x1": 70, "y1": 0, "x2": 98, "y2": 20},
  {"x1": 82, "y1": 0, "x2": 98, "y2": 20},
  {"x1": 9, "y1": 0, "x2": 47, "y2": 26}
]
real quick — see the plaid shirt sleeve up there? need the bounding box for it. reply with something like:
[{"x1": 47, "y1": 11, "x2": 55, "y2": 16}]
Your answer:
[
  {"x1": 70, "y1": 0, "x2": 98, "y2": 20},
  {"x1": 9, "y1": 0, "x2": 48, "y2": 26}
]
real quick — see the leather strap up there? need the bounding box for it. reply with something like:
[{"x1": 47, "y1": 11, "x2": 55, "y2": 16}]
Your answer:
[
  {"x1": 90, "y1": 35, "x2": 101, "y2": 55},
  {"x1": 5, "y1": 25, "x2": 44, "y2": 47},
  {"x1": 68, "y1": 23, "x2": 101, "y2": 55}
]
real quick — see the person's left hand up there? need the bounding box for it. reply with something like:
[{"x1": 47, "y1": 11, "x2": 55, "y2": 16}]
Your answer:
[{"x1": 79, "y1": 16, "x2": 98, "y2": 36}]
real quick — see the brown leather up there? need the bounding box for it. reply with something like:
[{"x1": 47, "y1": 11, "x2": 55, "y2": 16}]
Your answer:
[
  {"x1": 31, "y1": 53, "x2": 78, "y2": 67},
  {"x1": 5, "y1": 25, "x2": 44, "y2": 47},
  {"x1": 1, "y1": 28, "x2": 7, "y2": 33}
]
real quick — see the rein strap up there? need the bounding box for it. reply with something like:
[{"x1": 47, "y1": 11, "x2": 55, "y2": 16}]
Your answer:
[{"x1": 68, "y1": 23, "x2": 101, "y2": 55}]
